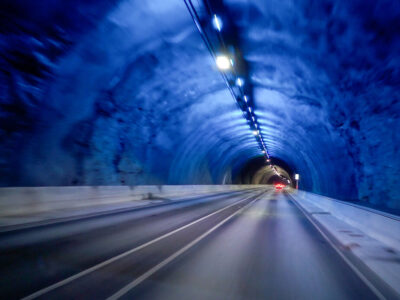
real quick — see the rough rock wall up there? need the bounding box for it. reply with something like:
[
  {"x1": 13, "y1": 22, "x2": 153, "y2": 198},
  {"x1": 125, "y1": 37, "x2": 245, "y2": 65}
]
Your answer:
[
  {"x1": 228, "y1": 0, "x2": 400, "y2": 206},
  {"x1": 0, "y1": 0, "x2": 261, "y2": 187}
]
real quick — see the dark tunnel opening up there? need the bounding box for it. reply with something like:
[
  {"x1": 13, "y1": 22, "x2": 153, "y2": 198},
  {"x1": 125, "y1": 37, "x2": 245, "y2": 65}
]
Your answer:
[{"x1": 233, "y1": 156, "x2": 295, "y2": 187}]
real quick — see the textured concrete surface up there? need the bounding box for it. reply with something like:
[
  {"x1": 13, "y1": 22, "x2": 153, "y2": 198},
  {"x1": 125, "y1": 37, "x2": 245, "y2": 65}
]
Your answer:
[
  {"x1": 0, "y1": 185, "x2": 261, "y2": 228},
  {"x1": 291, "y1": 189, "x2": 400, "y2": 296}
]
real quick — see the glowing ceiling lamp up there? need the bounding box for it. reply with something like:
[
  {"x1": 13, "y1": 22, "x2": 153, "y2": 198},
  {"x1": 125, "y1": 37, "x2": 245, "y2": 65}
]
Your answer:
[{"x1": 216, "y1": 55, "x2": 231, "y2": 70}]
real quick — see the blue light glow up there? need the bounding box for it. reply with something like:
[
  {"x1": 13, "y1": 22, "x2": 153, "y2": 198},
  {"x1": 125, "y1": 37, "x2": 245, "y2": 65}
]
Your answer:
[{"x1": 212, "y1": 15, "x2": 222, "y2": 32}]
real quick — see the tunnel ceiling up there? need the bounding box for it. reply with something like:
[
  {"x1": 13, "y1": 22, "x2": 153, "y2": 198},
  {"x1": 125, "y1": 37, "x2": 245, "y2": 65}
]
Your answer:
[{"x1": 0, "y1": 0, "x2": 399, "y2": 208}]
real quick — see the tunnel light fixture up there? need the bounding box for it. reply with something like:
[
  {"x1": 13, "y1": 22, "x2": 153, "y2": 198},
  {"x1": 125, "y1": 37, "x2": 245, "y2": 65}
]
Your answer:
[
  {"x1": 212, "y1": 14, "x2": 223, "y2": 31},
  {"x1": 185, "y1": 4, "x2": 273, "y2": 165},
  {"x1": 294, "y1": 174, "x2": 300, "y2": 189},
  {"x1": 216, "y1": 55, "x2": 231, "y2": 70},
  {"x1": 236, "y1": 78, "x2": 244, "y2": 87}
]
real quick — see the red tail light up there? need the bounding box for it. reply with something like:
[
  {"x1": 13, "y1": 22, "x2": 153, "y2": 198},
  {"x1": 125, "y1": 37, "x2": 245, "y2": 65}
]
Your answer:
[{"x1": 275, "y1": 183, "x2": 285, "y2": 190}]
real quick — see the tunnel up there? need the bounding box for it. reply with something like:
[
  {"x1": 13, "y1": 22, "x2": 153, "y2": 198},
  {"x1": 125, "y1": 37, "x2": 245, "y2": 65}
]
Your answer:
[
  {"x1": 1, "y1": 1, "x2": 400, "y2": 299},
  {"x1": 1, "y1": 0, "x2": 399, "y2": 210},
  {"x1": 233, "y1": 156, "x2": 294, "y2": 186}
]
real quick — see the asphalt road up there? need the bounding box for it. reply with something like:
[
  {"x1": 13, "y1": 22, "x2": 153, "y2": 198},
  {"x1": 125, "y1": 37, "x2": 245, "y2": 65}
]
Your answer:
[{"x1": 0, "y1": 189, "x2": 381, "y2": 299}]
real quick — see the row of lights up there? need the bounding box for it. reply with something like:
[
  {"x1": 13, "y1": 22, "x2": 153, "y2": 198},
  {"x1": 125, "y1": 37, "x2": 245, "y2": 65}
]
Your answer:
[
  {"x1": 211, "y1": 14, "x2": 274, "y2": 169},
  {"x1": 212, "y1": 14, "x2": 295, "y2": 184},
  {"x1": 184, "y1": 1, "x2": 292, "y2": 184}
]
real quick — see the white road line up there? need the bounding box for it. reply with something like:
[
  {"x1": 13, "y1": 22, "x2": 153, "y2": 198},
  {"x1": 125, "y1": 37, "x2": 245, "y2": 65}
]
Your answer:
[
  {"x1": 21, "y1": 190, "x2": 262, "y2": 300},
  {"x1": 288, "y1": 194, "x2": 386, "y2": 300},
  {"x1": 106, "y1": 195, "x2": 260, "y2": 300}
]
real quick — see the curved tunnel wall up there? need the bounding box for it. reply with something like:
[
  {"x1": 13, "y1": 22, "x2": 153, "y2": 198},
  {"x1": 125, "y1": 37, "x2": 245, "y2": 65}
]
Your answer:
[{"x1": 0, "y1": 0, "x2": 399, "y2": 209}]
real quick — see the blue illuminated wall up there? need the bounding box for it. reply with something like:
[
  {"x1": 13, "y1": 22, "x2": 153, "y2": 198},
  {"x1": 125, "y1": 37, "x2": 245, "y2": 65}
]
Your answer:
[{"x1": 0, "y1": 0, "x2": 399, "y2": 209}]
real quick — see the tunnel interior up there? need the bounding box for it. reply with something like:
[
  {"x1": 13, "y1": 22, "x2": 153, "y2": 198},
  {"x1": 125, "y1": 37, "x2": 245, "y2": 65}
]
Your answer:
[
  {"x1": 233, "y1": 156, "x2": 294, "y2": 187},
  {"x1": 0, "y1": 0, "x2": 399, "y2": 209}
]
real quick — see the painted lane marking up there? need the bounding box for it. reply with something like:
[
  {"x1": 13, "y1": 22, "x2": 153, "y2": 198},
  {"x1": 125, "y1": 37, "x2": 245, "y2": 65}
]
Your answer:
[
  {"x1": 106, "y1": 196, "x2": 260, "y2": 300},
  {"x1": 288, "y1": 194, "x2": 386, "y2": 300},
  {"x1": 22, "y1": 190, "x2": 262, "y2": 300}
]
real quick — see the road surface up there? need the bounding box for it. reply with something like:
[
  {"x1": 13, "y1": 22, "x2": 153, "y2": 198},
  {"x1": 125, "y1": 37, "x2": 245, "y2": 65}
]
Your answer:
[{"x1": 0, "y1": 189, "x2": 382, "y2": 299}]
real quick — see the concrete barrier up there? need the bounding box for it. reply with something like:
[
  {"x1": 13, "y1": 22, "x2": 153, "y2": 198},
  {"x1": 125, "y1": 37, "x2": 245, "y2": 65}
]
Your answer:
[
  {"x1": 0, "y1": 185, "x2": 263, "y2": 218},
  {"x1": 290, "y1": 190, "x2": 400, "y2": 297},
  {"x1": 292, "y1": 190, "x2": 400, "y2": 251}
]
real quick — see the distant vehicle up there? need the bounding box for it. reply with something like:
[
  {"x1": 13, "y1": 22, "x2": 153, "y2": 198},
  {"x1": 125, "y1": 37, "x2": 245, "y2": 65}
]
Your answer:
[{"x1": 275, "y1": 183, "x2": 286, "y2": 190}]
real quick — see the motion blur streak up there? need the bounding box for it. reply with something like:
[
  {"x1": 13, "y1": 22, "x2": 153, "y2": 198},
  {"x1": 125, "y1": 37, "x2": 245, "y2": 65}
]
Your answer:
[
  {"x1": 1, "y1": 188, "x2": 394, "y2": 299},
  {"x1": 1, "y1": 189, "x2": 262, "y2": 299},
  {"x1": 122, "y1": 193, "x2": 380, "y2": 300}
]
